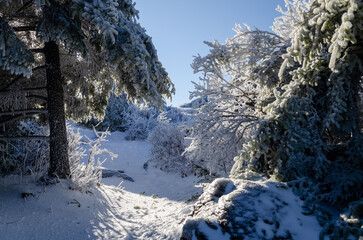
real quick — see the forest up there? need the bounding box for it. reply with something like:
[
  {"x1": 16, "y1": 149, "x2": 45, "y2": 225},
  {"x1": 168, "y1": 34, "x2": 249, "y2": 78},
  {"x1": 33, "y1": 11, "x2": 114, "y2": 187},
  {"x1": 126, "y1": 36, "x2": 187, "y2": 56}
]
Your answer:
[{"x1": 0, "y1": 0, "x2": 362, "y2": 239}]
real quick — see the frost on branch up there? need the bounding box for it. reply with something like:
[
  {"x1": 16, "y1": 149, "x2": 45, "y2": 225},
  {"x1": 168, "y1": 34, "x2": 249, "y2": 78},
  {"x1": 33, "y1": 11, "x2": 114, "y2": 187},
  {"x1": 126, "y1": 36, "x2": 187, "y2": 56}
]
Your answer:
[
  {"x1": 37, "y1": 2, "x2": 87, "y2": 56},
  {"x1": 65, "y1": 0, "x2": 173, "y2": 115},
  {"x1": 279, "y1": 0, "x2": 363, "y2": 77},
  {"x1": 69, "y1": 125, "x2": 117, "y2": 192},
  {"x1": 232, "y1": 0, "x2": 363, "y2": 203},
  {"x1": 0, "y1": 16, "x2": 34, "y2": 77},
  {"x1": 272, "y1": 0, "x2": 310, "y2": 40},
  {"x1": 106, "y1": 23, "x2": 174, "y2": 106},
  {"x1": 71, "y1": 0, "x2": 120, "y2": 43},
  {"x1": 187, "y1": 24, "x2": 285, "y2": 175},
  {"x1": 0, "y1": 121, "x2": 115, "y2": 192}
]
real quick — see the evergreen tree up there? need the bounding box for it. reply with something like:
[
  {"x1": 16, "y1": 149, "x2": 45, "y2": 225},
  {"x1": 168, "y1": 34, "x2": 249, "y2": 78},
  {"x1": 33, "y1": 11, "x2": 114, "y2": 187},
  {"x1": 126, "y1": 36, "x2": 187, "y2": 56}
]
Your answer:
[
  {"x1": 189, "y1": 0, "x2": 362, "y2": 201},
  {"x1": 232, "y1": 0, "x2": 363, "y2": 202},
  {"x1": 0, "y1": 0, "x2": 174, "y2": 178},
  {"x1": 101, "y1": 92, "x2": 134, "y2": 132}
]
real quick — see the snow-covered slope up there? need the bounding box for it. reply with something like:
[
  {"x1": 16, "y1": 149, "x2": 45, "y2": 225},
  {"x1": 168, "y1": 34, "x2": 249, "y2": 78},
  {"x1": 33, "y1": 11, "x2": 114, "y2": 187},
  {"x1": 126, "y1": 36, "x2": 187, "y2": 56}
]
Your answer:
[
  {"x1": 0, "y1": 124, "x2": 202, "y2": 240},
  {"x1": 0, "y1": 124, "x2": 322, "y2": 239}
]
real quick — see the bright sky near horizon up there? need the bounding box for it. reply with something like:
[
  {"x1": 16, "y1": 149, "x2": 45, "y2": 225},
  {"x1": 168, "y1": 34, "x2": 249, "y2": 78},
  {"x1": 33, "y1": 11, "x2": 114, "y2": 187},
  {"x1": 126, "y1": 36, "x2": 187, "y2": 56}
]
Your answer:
[{"x1": 134, "y1": 0, "x2": 285, "y2": 106}]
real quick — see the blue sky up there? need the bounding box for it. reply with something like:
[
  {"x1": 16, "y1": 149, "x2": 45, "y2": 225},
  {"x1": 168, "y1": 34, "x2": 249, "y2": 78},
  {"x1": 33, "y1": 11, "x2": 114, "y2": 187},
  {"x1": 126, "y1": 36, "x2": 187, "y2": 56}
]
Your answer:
[{"x1": 134, "y1": 0, "x2": 285, "y2": 106}]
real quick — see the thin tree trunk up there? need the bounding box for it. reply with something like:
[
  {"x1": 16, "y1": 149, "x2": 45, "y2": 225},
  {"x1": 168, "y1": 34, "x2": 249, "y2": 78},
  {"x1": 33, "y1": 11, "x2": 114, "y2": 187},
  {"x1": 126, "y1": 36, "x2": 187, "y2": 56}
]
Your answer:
[{"x1": 44, "y1": 40, "x2": 70, "y2": 179}]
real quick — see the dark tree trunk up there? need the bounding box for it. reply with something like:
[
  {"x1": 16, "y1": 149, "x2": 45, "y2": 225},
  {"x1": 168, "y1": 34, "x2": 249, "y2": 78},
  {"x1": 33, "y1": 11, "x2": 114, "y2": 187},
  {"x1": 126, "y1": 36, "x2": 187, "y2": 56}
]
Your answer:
[{"x1": 44, "y1": 40, "x2": 70, "y2": 179}]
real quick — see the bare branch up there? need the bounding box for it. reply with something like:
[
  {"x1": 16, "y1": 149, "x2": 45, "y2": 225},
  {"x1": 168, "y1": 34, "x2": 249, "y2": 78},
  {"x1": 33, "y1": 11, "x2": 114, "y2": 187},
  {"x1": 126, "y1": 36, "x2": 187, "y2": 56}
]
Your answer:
[
  {"x1": 0, "y1": 136, "x2": 49, "y2": 140},
  {"x1": 30, "y1": 48, "x2": 44, "y2": 53},
  {"x1": 0, "y1": 113, "x2": 42, "y2": 126},
  {"x1": 0, "y1": 87, "x2": 46, "y2": 94},
  {"x1": 15, "y1": 0, "x2": 35, "y2": 14},
  {"x1": 1, "y1": 75, "x2": 24, "y2": 91},
  {"x1": 5, "y1": 15, "x2": 38, "y2": 21},
  {"x1": 27, "y1": 95, "x2": 47, "y2": 101},
  {"x1": 12, "y1": 26, "x2": 37, "y2": 32},
  {"x1": 0, "y1": 109, "x2": 47, "y2": 116}
]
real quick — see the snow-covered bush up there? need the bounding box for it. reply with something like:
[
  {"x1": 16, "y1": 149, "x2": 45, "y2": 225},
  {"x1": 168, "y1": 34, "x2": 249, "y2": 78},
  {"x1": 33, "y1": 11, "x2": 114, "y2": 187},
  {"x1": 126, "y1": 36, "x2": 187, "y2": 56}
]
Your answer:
[
  {"x1": 0, "y1": 120, "x2": 49, "y2": 176},
  {"x1": 68, "y1": 125, "x2": 116, "y2": 192},
  {"x1": 158, "y1": 106, "x2": 192, "y2": 125},
  {"x1": 147, "y1": 122, "x2": 193, "y2": 177},
  {"x1": 0, "y1": 120, "x2": 114, "y2": 191},
  {"x1": 89, "y1": 91, "x2": 194, "y2": 143},
  {"x1": 125, "y1": 105, "x2": 159, "y2": 140}
]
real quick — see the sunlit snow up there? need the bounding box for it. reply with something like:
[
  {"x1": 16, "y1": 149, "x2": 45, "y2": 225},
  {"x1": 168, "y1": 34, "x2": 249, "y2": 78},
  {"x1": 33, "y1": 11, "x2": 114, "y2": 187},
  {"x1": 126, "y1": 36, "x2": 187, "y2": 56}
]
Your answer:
[{"x1": 0, "y1": 122, "x2": 321, "y2": 239}]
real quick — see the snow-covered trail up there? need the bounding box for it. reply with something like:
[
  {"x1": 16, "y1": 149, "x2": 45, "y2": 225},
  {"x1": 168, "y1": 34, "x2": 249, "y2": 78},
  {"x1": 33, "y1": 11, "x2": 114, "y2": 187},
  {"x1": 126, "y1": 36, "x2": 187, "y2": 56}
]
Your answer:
[
  {"x1": 80, "y1": 125, "x2": 203, "y2": 239},
  {"x1": 91, "y1": 129, "x2": 201, "y2": 201},
  {"x1": 90, "y1": 185, "x2": 194, "y2": 239},
  {"x1": 0, "y1": 124, "x2": 202, "y2": 240}
]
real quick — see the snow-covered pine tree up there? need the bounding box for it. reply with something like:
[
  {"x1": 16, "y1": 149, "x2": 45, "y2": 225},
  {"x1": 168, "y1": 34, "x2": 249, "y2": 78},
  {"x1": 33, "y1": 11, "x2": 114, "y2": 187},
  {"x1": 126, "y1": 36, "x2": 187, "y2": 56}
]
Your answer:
[
  {"x1": 232, "y1": 0, "x2": 363, "y2": 202},
  {"x1": 0, "y1": 0, "x2": 174, "y2": 179}
]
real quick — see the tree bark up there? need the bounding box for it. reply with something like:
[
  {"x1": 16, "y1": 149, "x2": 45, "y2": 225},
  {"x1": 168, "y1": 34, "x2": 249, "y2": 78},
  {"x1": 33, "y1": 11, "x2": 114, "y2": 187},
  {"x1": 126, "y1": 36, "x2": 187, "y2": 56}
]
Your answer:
[{"x1": 44, "y1": 40, "x2": 70, "y2": 179}]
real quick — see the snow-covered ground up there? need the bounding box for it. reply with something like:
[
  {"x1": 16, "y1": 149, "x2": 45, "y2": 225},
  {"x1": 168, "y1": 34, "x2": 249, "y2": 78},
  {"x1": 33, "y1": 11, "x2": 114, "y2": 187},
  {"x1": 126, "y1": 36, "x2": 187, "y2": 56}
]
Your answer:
[
  {"x1": 0, "y1": 123, "x2": 322, "y2": 239},
  {"x1": 0, "y1": 124, "x2": 202, "y2": 240}
]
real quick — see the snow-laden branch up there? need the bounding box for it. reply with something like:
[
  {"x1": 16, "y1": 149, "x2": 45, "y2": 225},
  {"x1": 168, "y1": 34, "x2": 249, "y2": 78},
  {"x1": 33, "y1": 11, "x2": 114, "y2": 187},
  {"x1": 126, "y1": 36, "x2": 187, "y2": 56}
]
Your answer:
[{"x1": 186, "y1": 21, "x2": 289, "y2": 175}]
